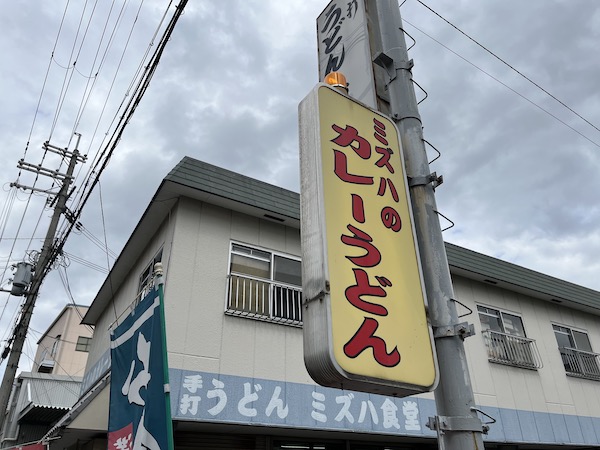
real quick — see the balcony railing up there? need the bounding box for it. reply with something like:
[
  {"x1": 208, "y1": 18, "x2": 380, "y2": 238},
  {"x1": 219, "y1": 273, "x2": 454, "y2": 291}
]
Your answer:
[
  {"x1": 226, "y1": 273, "x2": 303, "y2": 326},
  {"x1": 559, "y1": 347, "x2": 600, "y2": 381},
  {"x1": 482, "y1": 330, "x2": 542, "y2": 369}
]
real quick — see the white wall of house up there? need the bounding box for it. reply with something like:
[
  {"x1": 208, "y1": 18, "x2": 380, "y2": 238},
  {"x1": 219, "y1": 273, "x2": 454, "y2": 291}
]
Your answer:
[
  {"x1": 456, "y1": 276, "x2": 600, "y2": 418},
  {"x1": 85, "y1": 195, "x2": 600, "y2": 430},
  {"x1": 163, "y1": 197, "x2": 600, "y2": 418},
  {"x1": 164, "y1": 198, "x2": 309, "y2": 384},
  {"x1": 83, "y1": 210, "x2": 175, "y2": 375}
]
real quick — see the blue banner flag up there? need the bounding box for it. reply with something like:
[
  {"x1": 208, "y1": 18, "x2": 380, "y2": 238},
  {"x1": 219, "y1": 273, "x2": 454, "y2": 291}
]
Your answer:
[{"x1": 108, "y1": 283, "x2": 173, "y2": 450}]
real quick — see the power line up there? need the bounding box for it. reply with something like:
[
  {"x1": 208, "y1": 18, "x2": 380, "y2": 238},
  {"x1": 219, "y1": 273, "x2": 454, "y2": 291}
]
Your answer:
[
  {"x1": 0, "y1": 298, "x2": 25, "y2": 362},
  {"x1": 70, "y1": 0, "x2": 120, "y2": 140},
  {"x1": 25, "y1": 201, "x2": 50, "y2": 263},
  {"x1": 58, "y1": 267, "x2": 95, "y2": 333},
  {"x1": 413, "y1": 0, "x2": 600, "y2": 136},
  {"x1": 401, "y1": 18, "x2": 600, "y2": 150},
  {"x1": 0, "y1": 1, "x2": 168, "y2": 294},
  {"x1": 63, "y1": 0, "x2": 187, "y2": 238},
  {"x1": 74, "y1": 224, "x2": 118, "y2": 259},
  {"x1": 69, "y1": 1, "x2": 174, "y2": 220},
  {"x1": 98, "y1": 180, "x2": 117, "y2": 266},
  {"x1": 22, "y1": 0, "x2": 71, "y2": 161},
  {"x1": 62, "y1": 251, "x2": 110, "y2": 274},
  {"x1": 0, "y1": 294, "x2": 19, "y2": 348},
  {"x1": 0, "y1": 187, "x2": 17, "y2": 249},
  {"x1": 0, "y1": 190, "x2": 37, "y2": 286},
  {"x1": 28, "y1": 327, "x2": 88, "y2": 349},
  {"x1": 49, "y1": 0, "x2": 93, "y2": 140},
  {"x1": 78, "y1": 0, "x2": 165, "y2": 178},
  {"x1": 0, "y1": 3, "x2": 187, "y2": 395},
  {"x1": 69, "y1": 0, "x2": 135, "y2": 146},
  {"x1": 22, "y1": 329, "x2": 87, "y2": 388}
]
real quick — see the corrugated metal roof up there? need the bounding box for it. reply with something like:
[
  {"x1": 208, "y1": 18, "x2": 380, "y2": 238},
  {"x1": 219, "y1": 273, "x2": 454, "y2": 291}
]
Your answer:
[
  {"x1": 19, "y1": 404, "x2": 70, "y2": 424},
  {"x1": 42, "y1": 372, "x2": 111, "y2": 442},
  {"x1": 84, "y1": 156, "x2": 600, "y2": 324},
  {"x1": 16, "y1": 373, "x2": 82, "y2": 419},
  {"x1": 1, "y1": 373, "x2": 83, "y2": 441}
]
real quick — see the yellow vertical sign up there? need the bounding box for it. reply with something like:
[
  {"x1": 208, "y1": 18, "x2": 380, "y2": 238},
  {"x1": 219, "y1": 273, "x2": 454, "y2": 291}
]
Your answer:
[{"x1": 300, "y1": 84, "x2": 437, "y2": 396}]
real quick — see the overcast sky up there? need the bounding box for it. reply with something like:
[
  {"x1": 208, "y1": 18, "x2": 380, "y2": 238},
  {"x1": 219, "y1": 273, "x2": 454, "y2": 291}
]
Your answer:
[{"x1": 1, "y1": 0, "x2": 599, "y2": 377}]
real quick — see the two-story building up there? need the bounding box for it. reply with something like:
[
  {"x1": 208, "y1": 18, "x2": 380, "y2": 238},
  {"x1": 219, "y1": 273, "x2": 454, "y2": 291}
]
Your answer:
[{"x1": 45, "y1": 157, "x2": 600, "y2": 450}]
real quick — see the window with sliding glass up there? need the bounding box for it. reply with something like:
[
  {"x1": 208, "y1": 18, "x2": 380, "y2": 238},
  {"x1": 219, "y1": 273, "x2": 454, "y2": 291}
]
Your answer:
[
  {"x1": 226, "y1": 243, "x2": 303, "y2": 325},
  {"x1": 553, "y1": 324, "x2": 600, "y2": 381},
  {"x1": 477, "y1": 305, "x2": 542, "y2": 369}
]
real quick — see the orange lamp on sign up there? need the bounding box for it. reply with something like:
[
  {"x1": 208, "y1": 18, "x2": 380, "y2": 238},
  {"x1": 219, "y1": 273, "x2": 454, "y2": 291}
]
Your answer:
[{"x1": 324, "y1": 72, "x2": 348, "y2": 93}]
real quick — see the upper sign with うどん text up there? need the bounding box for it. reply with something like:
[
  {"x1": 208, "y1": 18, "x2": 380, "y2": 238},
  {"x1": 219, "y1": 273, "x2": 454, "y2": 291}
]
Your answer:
[
  {"x1": 317, "y1": 0, "x2": 377, "y2": 108},
  {"x1": 299, "y1": 84, "x2": 437, "y2": 397}
]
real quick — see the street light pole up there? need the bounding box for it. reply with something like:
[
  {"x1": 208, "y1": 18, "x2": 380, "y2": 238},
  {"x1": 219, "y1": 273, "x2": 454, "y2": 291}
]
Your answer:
[{"x1": 367, "y1": 1, "x2": 486, "y2": 449}]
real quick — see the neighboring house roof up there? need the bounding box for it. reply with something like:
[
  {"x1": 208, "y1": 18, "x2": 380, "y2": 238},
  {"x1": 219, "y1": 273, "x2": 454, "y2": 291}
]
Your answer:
[
  {"x1": 83, "y1": 156, "x2": 600, "y2": 324},
  {"x1": 16, "y1": 373, "x2": 82, "y2": 422},
  {"x1": 2, "y1": 373, "x2": 82, "y2": 446}
]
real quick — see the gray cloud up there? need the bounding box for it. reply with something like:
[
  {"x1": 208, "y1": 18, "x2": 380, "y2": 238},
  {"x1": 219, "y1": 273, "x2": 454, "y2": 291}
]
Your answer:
[{"x1": 1, "y1": 0, "x2": 600, "y2": 377}]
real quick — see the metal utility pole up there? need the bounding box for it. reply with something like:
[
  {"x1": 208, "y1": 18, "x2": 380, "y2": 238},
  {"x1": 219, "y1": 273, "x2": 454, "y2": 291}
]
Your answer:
[
  {"x1": 366, "y1": 1, "x2": 486, "y2": 449},
  {"x1": 0, "y1": 136, "x2": 85, "y2": 430}
]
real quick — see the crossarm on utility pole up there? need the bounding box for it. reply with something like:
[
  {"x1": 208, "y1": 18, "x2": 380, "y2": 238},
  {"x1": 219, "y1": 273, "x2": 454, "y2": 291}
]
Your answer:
[{"x1": 0, "y1": 139, "x2": 82, "y2": 432}]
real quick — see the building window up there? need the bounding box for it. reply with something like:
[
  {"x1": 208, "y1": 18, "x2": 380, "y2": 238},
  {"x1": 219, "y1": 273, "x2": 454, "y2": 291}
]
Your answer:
[
  {"x1": 138, "y1": 248, "x2": 163, "y2": 300},
  {"x1": 553, "y1": 324, "x2": 600, "y2": 380},
  {"x1": 226, "y1": 243, "x2": 303, "y2": 325},
  {"x1": 75, "y1": 336, "x2": 92, "y2": 352},
  {"x1": 51, "y1": 334, "x2": 61, "y2": 356},
  {"x1": 477, "y1": 306, "x2": 542, "y2": 369}
]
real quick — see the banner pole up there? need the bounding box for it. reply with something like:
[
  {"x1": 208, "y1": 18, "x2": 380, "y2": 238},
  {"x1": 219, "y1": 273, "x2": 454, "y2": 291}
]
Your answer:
[{"x1": 154, "y1": 262, "x2": 174, "y2": 450}]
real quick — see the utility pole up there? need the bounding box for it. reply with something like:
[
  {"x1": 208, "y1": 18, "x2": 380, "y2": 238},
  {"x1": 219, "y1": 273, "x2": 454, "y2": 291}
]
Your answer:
[
  {"x1": 366, "y1": 1, "x2": 486, "y2": 449},
  {"x1": 0, "y1": 135, "x2": 85, "y2": 430}
]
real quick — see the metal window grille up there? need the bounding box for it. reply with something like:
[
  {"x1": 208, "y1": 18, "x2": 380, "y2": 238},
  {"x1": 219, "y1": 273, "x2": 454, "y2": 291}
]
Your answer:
[
  {"x1": 226, "y1": 273, "x2": 303, "y2": 326},
  {"x1": 226, "y1": 244, "x2": 302, "y2": 326},
  {"x1": 481, "y1": 329, "x2": 542, "y2": 369},
  {"x1": 559, "y1": 347, "x2": 600, "y2": 381}
]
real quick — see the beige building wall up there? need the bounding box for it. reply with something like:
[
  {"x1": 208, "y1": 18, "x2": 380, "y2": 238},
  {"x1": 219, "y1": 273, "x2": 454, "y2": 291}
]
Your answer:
[{"x1": 33, "y1": 304, "x2": 91, "y2": 377}]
